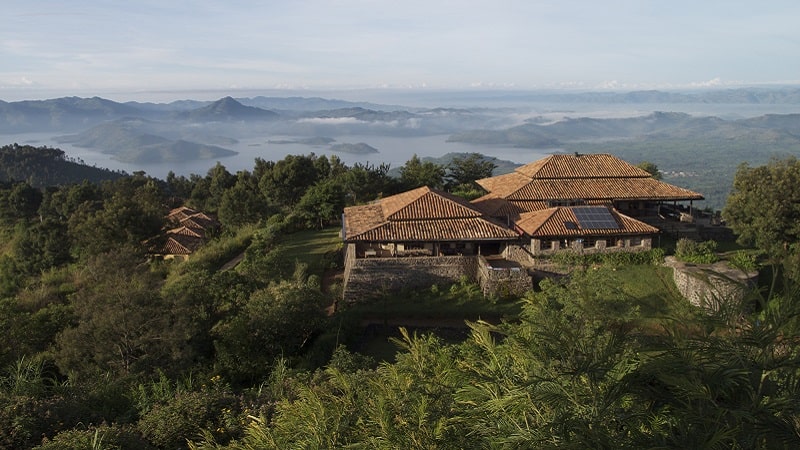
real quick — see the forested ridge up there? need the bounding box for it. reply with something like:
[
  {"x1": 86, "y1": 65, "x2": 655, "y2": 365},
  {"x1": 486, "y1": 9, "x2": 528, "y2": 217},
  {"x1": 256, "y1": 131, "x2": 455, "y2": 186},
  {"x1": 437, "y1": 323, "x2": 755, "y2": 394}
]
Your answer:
[
  {"x1": 0, "y1": 143, "x2": 125, "y2": 187},
  {"x1": 1, "y1": 145, "x2": 800, "y2": 448}
]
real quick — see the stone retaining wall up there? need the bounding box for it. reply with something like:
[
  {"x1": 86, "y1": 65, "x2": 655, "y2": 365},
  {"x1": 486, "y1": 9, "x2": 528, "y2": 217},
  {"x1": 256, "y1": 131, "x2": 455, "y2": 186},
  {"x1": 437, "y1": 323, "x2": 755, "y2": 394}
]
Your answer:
[
  {"x1": 665, "y1": 256, "x2": 758, "y2": 312},
  {"x1": 343, "y1": 254, "x2": 478, "y2": 301},
  {"x1": 476, "y1": 256, "x2": 532, "y2": 297}
]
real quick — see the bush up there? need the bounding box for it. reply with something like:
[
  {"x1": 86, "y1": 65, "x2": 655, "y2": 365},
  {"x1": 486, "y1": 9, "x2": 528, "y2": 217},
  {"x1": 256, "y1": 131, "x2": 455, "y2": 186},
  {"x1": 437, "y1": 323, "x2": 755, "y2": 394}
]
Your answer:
[
  {"x1": 549, "y1": 248, "x2": 666, "y2": 268},
  {"x1": 137, "y1": 379, "x2": 237, "y2": 449},
  {"x1": 728, "y1": 250, "x2": 759, "y2": 272},
  {"x1": 34, "y1": 424, "x2": 154, "y2": 450},
  {"x1": 675, "y1": 238, "x2": 719, "y2": 264}
]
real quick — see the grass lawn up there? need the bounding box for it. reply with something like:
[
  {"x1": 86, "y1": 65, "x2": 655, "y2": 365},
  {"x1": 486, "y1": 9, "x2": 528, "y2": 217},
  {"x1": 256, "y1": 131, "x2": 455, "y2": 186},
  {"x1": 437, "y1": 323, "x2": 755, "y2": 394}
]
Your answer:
[
  {"x1": 608, "y1": 265, "x2": 687, "y2": 316},
  {"x1": 280, "y1": 227, "x2": 343, "y2": 276}
]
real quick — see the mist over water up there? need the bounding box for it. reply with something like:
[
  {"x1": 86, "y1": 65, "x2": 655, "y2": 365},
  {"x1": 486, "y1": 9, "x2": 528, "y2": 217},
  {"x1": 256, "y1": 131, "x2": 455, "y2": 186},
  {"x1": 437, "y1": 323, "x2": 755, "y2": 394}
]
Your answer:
[
  {"x1": 5, "y1": 97, "x2": 800, "y2": 180},
  {"x1": 8, "y1": 132, "x2": 555, "y2": 179}
]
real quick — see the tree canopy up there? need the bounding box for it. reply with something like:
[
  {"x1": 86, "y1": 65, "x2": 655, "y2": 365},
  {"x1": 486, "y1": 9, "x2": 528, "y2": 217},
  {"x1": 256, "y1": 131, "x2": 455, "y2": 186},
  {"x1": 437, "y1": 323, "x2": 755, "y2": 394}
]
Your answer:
[{"x1": 723, "y1": 157, "x2": 800, "y2": 258}]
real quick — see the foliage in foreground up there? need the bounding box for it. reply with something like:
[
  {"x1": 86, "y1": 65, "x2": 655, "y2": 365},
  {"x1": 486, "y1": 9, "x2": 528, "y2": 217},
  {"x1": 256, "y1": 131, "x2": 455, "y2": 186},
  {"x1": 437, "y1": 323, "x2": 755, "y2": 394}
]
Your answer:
[{"x1": 191, "y1": 267, "x2": 800, "y2": 449}]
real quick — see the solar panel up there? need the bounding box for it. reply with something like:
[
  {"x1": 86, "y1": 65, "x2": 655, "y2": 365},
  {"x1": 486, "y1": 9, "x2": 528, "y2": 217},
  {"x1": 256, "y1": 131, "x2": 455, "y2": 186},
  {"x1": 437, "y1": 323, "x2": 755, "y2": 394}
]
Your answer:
[
  {"x1": 564, "y1": 221, "x2": 578, "y2": 230},
  {"x1": 572, "y1": 206, "x2": 620, "y2": 230}
]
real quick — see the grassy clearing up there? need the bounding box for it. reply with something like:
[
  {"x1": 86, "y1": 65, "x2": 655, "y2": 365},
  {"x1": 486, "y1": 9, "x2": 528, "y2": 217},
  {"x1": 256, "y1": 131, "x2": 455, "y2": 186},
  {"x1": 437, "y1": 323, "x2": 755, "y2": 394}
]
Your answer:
[
  {"x1": 280, "y1": 228, "x2": 343, "y2": 276},
  {"x1": 604, "y1": 264, "x2": 693, "y2": 319}
]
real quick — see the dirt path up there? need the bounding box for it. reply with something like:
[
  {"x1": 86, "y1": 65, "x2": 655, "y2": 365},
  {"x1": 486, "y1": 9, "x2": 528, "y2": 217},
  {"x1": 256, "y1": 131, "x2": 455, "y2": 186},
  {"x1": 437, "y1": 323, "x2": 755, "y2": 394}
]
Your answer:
[{"x1": 219, "y1": 252, "x2": 245, "y2": 271}]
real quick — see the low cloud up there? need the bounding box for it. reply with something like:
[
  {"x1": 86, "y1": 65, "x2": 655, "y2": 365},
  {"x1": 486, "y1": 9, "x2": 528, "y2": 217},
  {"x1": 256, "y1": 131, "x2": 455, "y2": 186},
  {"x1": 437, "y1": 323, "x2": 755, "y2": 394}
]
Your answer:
[{"x1": 297, "y1": 117, "x2": 365, "y2": 125}]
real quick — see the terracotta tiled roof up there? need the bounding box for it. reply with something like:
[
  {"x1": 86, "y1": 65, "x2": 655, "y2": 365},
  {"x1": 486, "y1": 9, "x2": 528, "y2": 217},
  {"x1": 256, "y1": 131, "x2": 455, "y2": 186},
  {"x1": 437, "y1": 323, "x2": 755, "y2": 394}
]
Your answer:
[
  {"x1": 180, "y1": 215, "x2": 218, "y2": 231},
  {"x1": 507, "y1": 177, "x2": 704, "y2": 201},
  {"x1": 515, "y1": 206, "x2": 659, "y2": 237},
  {"x1": 475, "y1": 153, "x2": 703, "y2": 203},
  {"x1": 347, "y1": 218, "x2": 519, "y2": 242},
  {"x1": 167, "y1": 206, "x2": 199, "y2": 223},
  {"x1": 515, "y1": 153, "x2": 652, "y2": 179},
  {"x1": 474, "y1": 171, "x2": 532, "y2": 198},
  {"x1": 150, "y1": 206, "x2": 219, "y2": 257},
  {"x1": 382, "y1": 186, "x2": 482, "y2": 220},
  {"x1": 472, "y1": 195, "x2": 547, "y2": 218},
  {"x1": 343, "y1": 186, "x2": 519, "y2": 242},
  {"x1": 167, "y1": 226, "x2": 205, "y2": 239},
  {"x1": 160, "y1": 234, "x2": 205, "y2": 255}
]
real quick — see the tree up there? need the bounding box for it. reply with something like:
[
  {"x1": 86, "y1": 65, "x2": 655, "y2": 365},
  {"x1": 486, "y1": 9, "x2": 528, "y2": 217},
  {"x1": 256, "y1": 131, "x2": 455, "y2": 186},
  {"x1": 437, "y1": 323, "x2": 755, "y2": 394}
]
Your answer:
[
  {"x1": 399, "y1": 154, "x2": 446, "y2": 190},
  {"x1": 446, "y1": 153, "x2": 495, "y2": 197},
  {"x1": 55, "y1": 252, "x2": 190, "y2": 380},
  {"x1": 259, "y1": 154, "x2": 321, "y2": 207},
  {"x1": 723, "y1": 157, "x2": 800, "y2": 258},
  {"x1": 447, "y1": 153, "x2": 495, "y2": 185},
  {"x1": 5, "y1": 183, "x2": 42, "y2": 219},
  {"x1": 218, "y1": 171, "x2": 271, "y2": 228},
  {"x1": 340, "y1": 162, "x2": 397, "y2": 205},
  {"x1": 13, "y1": 218, "x2": 72, "y2": 274},
  {"x1": 37, "y1": 180, "x2": 102, "y2": 221},
  {"x1": 637, "y1": 161, "x2": 663, "y2": 180},
  {"x1": 212, "y1": 267, "x2": 325, "y2": 384},
  {"x1": 296, "y1": 178, "x2": 345, "y2": 229},
  {"x1": 68, "y1": 191, "x2": 164, "y2": 258}
]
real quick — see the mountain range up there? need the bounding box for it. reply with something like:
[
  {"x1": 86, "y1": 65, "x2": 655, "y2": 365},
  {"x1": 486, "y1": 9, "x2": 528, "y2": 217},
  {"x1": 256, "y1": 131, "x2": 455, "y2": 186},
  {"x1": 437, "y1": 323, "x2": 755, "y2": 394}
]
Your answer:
[{"x1": 1, "y1": 89, "x2": 800, "y2": 208}]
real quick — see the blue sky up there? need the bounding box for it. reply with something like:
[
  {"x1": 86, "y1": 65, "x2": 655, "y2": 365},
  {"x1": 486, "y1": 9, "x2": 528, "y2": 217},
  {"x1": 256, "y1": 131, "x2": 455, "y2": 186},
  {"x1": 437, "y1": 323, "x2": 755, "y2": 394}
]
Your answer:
[{"x1": 2, "y1": 0, "x2": 799, "y2": 100}]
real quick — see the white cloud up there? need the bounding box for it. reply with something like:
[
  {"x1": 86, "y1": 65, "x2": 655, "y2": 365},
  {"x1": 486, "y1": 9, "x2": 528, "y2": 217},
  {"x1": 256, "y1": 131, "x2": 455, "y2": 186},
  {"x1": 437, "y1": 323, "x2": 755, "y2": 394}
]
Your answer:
[
  {"x1": 298, "y1": 117, "x2": 365, "y2": 125},
  {"x1": 689, "y1": 77, "x2": 725, "y2": 88}
]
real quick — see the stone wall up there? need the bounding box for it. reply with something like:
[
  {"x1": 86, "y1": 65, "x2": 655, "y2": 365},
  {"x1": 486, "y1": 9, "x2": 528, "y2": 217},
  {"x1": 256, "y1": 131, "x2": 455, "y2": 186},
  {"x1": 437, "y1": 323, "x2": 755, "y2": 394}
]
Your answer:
[
  {"x1": 476, "y1": 256, "x2": 532, "y2": 297},
  {"x1": 343, "y1": 254, "x2": 478, "y2": 301},
  {"x1": 665, "y1": 256, "x2": 758, "y2": 312},
  {"x1": 503, "y1": 241, "x2": 534, "y2": 266}
]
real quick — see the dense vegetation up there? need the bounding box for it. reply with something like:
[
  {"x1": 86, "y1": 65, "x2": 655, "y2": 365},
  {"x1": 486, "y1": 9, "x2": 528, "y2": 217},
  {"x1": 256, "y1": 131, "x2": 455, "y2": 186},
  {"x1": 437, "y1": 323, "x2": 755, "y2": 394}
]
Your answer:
[
  {"x1": 1, "y1": 146, "x2": 799, "y2": 448},
  {"x1": 0, "y1": 143, "x2": 125, "y2": 186}
]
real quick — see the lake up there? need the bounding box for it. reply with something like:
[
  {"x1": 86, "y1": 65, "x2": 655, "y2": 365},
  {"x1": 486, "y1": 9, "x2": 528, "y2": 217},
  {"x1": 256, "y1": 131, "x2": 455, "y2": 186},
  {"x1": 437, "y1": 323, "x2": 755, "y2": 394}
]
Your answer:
[
  {"x1": 5, "y1": 100, "x2": 799, "y2": 180},
  {"x1": 4, "y1": 132, "x2": 555, "y2": 179}
]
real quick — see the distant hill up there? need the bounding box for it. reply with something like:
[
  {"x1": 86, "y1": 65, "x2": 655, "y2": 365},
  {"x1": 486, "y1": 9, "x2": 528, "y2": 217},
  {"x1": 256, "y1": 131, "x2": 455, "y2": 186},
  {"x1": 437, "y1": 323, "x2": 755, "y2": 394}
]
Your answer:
[
  {"x1": 174, "y1": 97, "x2": 279, "y2": 122},
  {"x1": 330, "y1": 142, "x2": 379, "y2": 154},
  {"x1": 56, "y1": 118, "x2": 238, "y2": 163},
  {"x1": 0, "y1": 96, "x2": 141, "y2": 133},
  {"x1": 447, "y1": 111, "x2": 800, "y2": 148},
  {"x1": 456, "y1": 87, "x2": 800, "y2": 105},
  {"x1": 0, "y1": 143, "x2": 125, "y2": 186},
  {"x1": 304, "y1": 107, "x2": 416, "y2": 122},
  {"x1": 242, "y1": 96, "x2": 402, "y2": 112}
]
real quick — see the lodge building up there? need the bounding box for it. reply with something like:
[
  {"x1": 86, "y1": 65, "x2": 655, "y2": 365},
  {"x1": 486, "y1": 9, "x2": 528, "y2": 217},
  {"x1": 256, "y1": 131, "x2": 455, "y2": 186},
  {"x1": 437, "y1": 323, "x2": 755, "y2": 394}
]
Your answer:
[{"x1": 341, "y1": 153, "x2": 703, "y2": 300}]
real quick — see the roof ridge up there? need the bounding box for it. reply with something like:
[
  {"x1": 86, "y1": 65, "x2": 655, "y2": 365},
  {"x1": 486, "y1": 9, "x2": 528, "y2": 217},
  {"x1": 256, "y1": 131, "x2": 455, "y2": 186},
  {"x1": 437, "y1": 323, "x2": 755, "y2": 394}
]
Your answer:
[
  {"x1": 385, "y1": 186, "x2": 482, "y2": 220},
  {"x1": 381, "y1": 186, "x2": 431, "y2": 218}
]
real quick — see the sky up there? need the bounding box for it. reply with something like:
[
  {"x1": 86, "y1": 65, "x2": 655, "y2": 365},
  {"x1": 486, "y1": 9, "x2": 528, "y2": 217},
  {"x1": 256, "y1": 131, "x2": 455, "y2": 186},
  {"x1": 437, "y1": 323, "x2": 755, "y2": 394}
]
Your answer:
[{"x1": 2, "y1": 0, "x2": 799, "y2": 101}]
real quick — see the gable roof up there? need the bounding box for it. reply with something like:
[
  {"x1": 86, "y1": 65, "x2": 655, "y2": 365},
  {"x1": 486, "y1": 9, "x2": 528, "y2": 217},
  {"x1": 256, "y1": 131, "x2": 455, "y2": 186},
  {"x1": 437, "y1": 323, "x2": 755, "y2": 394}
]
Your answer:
[
  {"x1": 167, "y1": 206, "x2": 199, "y2": 223},
  {"x1": 514, "y1": 153, "x2": 652, "y2": 179},
  {"x1": 160, "y1": 234, "x2": 205, "y2": 255},
  {"x1": 515, "y1": 205, "x2": 659, "y2": 237},
  {"x1": 475, "y1": 153, "x2": 703, "y2": 205},
  {"x1": 343, "y1": 186, "x2": 519, "y2": 242}
]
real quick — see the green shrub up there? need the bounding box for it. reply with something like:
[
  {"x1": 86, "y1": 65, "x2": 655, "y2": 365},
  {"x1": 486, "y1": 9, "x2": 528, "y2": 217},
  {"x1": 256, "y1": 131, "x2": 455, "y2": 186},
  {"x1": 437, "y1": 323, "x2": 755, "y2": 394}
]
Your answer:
[
  {"x1": 549, "y1": 248, "x2": 666, "y2": 268},
  {"x1": 34, "y1": 424, "x2": 154, "y2": 450},
  {"x1": 728, "y1": 250, "x2": 759, "y2": 272},
  {"x1": 675, "y1": 238, "x2": 719, "y2": 264},
  {"x1": 137, "y1": 379, "x2": 236, "y2": 449}
]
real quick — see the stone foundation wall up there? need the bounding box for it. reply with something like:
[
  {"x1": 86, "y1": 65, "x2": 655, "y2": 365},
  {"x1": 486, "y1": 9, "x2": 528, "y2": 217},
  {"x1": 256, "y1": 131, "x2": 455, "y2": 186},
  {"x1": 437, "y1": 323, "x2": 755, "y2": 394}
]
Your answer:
[
  {"x1": 343, "y1": 255, "x2": 478, "y2": 301},
  {"x1": 503, "y1": 242, "x2": 534, "y2": 266},
  {"x1": 476, "y1": 256, "x2": 532, "y2": 297},
  {"x1": 665, "y1": 256, "x2": 758, "y2": 312}
]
